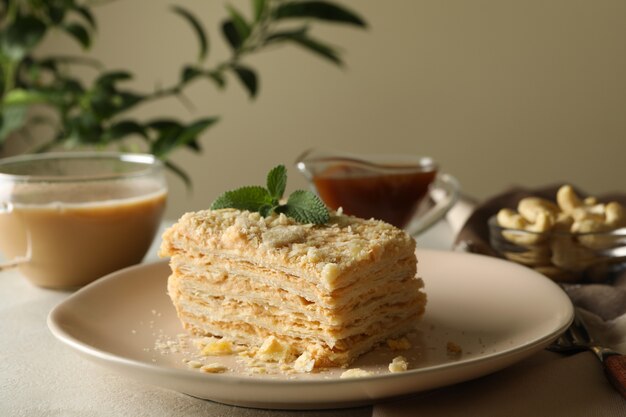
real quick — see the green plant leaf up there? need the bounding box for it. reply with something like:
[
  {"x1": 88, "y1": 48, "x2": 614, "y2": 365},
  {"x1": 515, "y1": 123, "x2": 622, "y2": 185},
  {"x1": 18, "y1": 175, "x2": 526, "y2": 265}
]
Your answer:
[
  {"x1": 226, "y1": 5, "x2": 251, "y2": 42},
  {"x1": 67, "y1": 113, "x2": 103, "y2": 144},
  {"x1": 117, "y1": 92, "x2": 144, "y2": 110},
  {"x1": 41, "y1": 55, "x2": 103, "y2": 70},
  {"x1": 96, "y1": 71, "x2": 133, "y2": 88},
  {"x1": 181, "y1": 66, "x2": 203, "y2": 83},
  {"x1": 266, "y1": 26, "x2": 309, "y2": 42},
  {"x1": 102, "y1": 120, "x2": 147, "y2": 142},
  {"x1": 62, "y1": 23, "x2": 91, "y2": 49},
  {"x1": 2, "y1": 15, "x2": 47, "y2": 59},
  {"x1": 3, "y1": 88, "x2": 64, "y2": 106},
  {"x1": 58, "y1": 77, "x2": 85, "y2": 94},
  {"x1": 74, "y1": 6, "x2": 97, "y2": 29},
  {"x1": 252, "y1": 0, "x2": 267, "y2": 21},
  {"x1": 181, "y1": 117, "x2": 219, "y2": 150},
  {"x1": 148, "y1": 119, "x2": 181, "y2": 132},
  {"x1": 0, "y1": 105, "x2": 28, "y2": 143},
  {"x1": 211, "y1": 186, "x2": 273, "y2": 212},
  {"x1": 90, "y1": 89, "x2": 144, "y2": 119},
  {"x1": 232, "y1": 65, "x2": 258, "y2": 98},
  {"x1": 279, "y1": 190, "x2": 330, "y2": 224},
  {"x1": 266, "y1": 164, "x2": 287, "y2": 200},
  {"x1": 269, "y1": 32, "x2": 342, "y2": 65},
  {"x1": 149, "y1": 117, "x2": 217, "y2": 157},
  {"x1": 182, "y1": 67, "x2": 226, "y2": 88},
  {"x1": 45, "y1": 4, "x2": 67, "y2": 25},
  {"x1": 207, "y1": 71, "x2": 226, "y2": 88},
  {"x1": 171, "y1": 5, "x2": 209, "y2": 62},
  {"x1": 149, "y1": 126, "x2": 181, "y2": 157},
  {"x1": 274, "y1": 1, "x2": 366, "y2": 27},
  {"x1": 221, "y1": 20, "x2": 242, "y2": 49}
]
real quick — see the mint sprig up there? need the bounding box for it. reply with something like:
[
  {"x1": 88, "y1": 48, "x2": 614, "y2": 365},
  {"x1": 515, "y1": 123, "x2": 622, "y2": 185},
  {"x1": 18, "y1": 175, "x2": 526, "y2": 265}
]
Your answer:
[{"x1": 210, "y1": 165, "x2": 330, "y2": 224}]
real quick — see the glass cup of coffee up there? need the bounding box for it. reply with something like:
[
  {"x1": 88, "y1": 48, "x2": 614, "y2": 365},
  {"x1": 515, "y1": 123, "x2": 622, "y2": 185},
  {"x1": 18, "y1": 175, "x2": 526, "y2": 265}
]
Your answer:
[
  {"x1": 0, "y1": 152, "x2": 167, "y2": 289},
  {"x1": 296, "y1": 149, "x2": 460, "y2": 236}
]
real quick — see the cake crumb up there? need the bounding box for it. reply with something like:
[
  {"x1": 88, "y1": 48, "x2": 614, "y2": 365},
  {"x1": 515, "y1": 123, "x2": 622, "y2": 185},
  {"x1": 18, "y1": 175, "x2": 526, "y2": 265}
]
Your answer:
[
  {"x1": 388, "y1": 356, "x2": 409, "y2": 373},
  {"x1": 293, "y1": 351, "x2": 316, "y2": 373},
  {"x1": 387, "y1": 337, "x2": 411, "y2": 351},
  {"x1": 340, "y1": 368, "x2": 373, "y2": 379},
  {"x1": 255, "y1": 336, "x2": 295, "y2": 363},
  {"x1": 446, "y1": 341, "x2": 463, "y2": 358},
  {"x1": 200, "y1": 363, "x2": 228, "y2": 373},
  {"x1": 186, "y1": 360, "x2": 203, "y2": 369},
  {"x1": 201, "y1": 339, "x2": 234, "y2": 356}
]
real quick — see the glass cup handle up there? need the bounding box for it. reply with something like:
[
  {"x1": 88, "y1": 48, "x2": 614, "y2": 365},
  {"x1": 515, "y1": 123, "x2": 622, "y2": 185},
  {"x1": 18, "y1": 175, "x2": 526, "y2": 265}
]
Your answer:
[
  {"x1": 405, "y1": 173, "x2": 461, "y2": 237},
  {"x1": 0, "y1": 202, "x2": 31, "y2": 272}
]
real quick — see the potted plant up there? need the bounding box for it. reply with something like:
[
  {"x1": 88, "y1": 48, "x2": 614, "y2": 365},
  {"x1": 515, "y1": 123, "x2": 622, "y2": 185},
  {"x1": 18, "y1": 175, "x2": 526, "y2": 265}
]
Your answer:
[{"x1": 0, "y1": 0, "x2": 366, "y2": 184}]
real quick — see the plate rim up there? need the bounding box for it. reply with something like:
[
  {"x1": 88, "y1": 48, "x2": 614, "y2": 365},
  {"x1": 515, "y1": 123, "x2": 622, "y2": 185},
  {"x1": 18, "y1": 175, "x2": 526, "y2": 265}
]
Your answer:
[{"x1": 47, "y1": 249, "x2": 574, "y2": 390}]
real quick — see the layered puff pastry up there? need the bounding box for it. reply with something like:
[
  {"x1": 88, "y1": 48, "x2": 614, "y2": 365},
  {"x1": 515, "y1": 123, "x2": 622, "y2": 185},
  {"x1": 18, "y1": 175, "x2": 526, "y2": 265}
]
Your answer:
[{"x1": 159, "y1": 208, "x2": 426, "y2": 368}]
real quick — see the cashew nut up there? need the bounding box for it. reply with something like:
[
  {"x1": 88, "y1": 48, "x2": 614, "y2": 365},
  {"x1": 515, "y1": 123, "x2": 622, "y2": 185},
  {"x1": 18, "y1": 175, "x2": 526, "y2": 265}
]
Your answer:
[
  {"x1": 566, "y1": 201, "x2": 625, "y2": 249},
  {"x1": 496, "y1": 208, "x2": 549, "y2": 245},
  {"x1": 526, "y1": 211, "x2": 553, "y2": 233},
  {"x1": 553, "y1": 212, "x2": 574, "y2": 232},
  {"x1": 571, "y1": 204, "x2": 605, "y2": 223},
  {"x1": 556, "y1": 185, "x2": 583, "y2": 213},
  {"x1": 606, "y1": 202, "x2": 626, "y2": 227},
  {"x1": 517, "y1": 197, "x2": 559, "y2": 223},
  {"x1": 496, "y1": 208, "x2": 527, "y2": 229},
  {"x1": 550, "y1": 236, "x2": 598, "y2": 272},
  {"x1": 583, "y1": 196, "x2": 598, "y2": 206}
]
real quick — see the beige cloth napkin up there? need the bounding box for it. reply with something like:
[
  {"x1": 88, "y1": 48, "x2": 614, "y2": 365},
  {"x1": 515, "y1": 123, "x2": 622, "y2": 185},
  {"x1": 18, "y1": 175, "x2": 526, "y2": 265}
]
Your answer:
[{"x1": 373, "y1": 351, "x2": 626, "y2": 417}]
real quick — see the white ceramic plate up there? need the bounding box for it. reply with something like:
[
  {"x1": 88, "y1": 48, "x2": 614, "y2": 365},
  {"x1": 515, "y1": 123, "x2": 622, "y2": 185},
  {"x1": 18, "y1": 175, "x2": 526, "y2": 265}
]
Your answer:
[{"x1": 48, "y1": 250, "x2": 573, "y2": 409}]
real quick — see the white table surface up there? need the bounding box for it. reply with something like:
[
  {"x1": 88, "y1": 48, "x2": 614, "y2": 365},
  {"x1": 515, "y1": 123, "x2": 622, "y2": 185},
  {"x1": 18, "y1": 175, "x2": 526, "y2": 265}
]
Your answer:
[{"x1": 0, "y1": 219, "x2": 453, "y2": 417}]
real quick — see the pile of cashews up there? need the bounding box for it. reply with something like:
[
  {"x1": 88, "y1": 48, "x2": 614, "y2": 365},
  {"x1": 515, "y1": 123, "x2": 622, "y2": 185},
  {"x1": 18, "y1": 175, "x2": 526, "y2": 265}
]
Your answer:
[{"x1": 493, "y1": 185, "x2": 626, "y2": 282}]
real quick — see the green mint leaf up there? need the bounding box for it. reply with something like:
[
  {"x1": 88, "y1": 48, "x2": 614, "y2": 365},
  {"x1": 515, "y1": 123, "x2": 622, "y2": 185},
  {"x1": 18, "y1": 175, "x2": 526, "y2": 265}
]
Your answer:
[
  {"x1": 280, "y1": 190, "x2": 330, "y2": 224},
  {"x1": 266, "y1": 164, "x2": 287, "y2": 200},
  {"x1": 259, "y1": 204, "x2": 277, "y2": 217},
  {"x1": 211, "y1": 186, "x2": 272, "y2": 212},
  {"x1": 211, "y1": 166, "x2": 330, "y2": 225}
]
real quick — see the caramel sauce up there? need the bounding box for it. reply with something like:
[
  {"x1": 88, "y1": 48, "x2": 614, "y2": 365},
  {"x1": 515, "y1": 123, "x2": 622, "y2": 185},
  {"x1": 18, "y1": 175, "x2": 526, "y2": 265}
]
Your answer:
[{"x1": 312, "y1": 164, "x2": 437, "y2": 228}]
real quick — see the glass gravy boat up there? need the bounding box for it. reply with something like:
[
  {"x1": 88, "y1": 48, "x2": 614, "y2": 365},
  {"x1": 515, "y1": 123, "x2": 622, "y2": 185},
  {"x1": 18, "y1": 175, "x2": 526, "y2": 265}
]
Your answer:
[{"x1": 296, "y1": 149, "x2": 460, "y2": 236}]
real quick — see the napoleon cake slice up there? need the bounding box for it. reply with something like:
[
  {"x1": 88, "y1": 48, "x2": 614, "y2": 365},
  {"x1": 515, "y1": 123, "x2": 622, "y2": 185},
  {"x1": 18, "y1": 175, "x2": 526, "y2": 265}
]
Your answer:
[{"x1": 159, "y1": 208, "x2": 426, "y2": 368}]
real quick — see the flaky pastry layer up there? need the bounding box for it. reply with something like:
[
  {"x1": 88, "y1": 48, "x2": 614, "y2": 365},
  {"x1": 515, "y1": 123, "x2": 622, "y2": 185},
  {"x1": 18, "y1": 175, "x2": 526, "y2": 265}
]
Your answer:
[{"x1": 160, "y1": 208, "x2": 426, "y2": 368}]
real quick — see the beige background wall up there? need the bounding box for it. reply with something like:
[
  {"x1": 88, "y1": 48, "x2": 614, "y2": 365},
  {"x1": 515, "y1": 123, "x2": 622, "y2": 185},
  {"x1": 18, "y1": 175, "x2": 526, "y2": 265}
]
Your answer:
[{"x1": 40, "y1": 0, "x2": 626, "y2": 219}]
